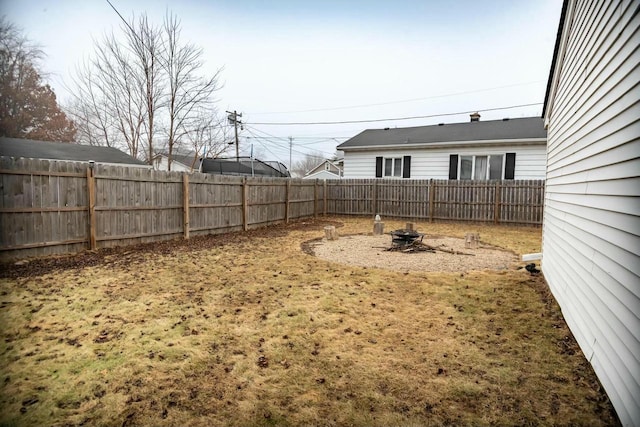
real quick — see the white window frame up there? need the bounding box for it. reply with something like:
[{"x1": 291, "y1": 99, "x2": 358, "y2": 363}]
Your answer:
[
  {"x1": 383, "y1": 157, "x2": 403, "y2": 178},
  {"x1": 458, "y1": 154, "x2": 505, "y2": 180}
]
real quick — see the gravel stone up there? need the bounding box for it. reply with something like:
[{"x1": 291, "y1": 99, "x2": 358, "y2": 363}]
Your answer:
[{"x1": 308, "y1": 234, "x2": 518, "y2": 273}]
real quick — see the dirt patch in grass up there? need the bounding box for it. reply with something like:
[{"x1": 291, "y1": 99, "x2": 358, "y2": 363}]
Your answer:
[
  {"x1": 0, "y1": 216, "x2": 619, "y2": 426},
  {"x1": 305, "y1": 234, "x2": 517, "y2": 272}
]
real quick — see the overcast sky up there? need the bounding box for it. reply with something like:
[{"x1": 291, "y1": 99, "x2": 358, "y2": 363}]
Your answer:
[{"x1": 2, "y1": 0, "x2": 563, "y2": 166}]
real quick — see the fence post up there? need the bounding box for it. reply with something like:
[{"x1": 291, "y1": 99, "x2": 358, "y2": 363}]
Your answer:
[
  {"x1": 242, "y1": 177, "x2": 248, "y2": 231},
  {"x1": 372, "y1": 180, "x2": 378, "y2": 217},
  {"x1": 86, "y1": 166, "x2": 97, "y2": 250},
  {"x1": 314, "y1": 179, "x2": 318, "y2": 218},
  {"x1": 494, "y1": 181, "x2": 501, "y2": 224},
  {"x1": 285, "y1": 180, "x2": 291, "y2": 223},
  {"x1": 323, "y1": 179, "x2": 327, "y2": 216},
  {"x1": 183, "y1": 173, "x2": 190, "y2": 239},
  {"x1": 428, "y1": 179, "x2": 435, "y2": 223}
]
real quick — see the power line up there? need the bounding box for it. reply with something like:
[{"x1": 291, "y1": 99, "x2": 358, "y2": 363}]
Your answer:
[
  {"x1": 239, "y1": 136, "x2": 350, "y2": 140},
  {"x1": 105, "y1": 0, "x2": 137, "y2": 35},
  {"x1": 244, "y1": 126, "x2": 335, "y2": 159},
  {"x1": 244, "y1": 128, "x2": 285, "y2": 163},
  {"x1": 245, "y1": 125, "x2": 335, "y2": 155},
  {"x1": 237, "y1": 136, "x2": 347, "y2": 145},
  {"x1": 248, "y1": 103, "x2": 543, "y2": 126},
  {"x1": 249, "y1": 81, "x2": 545, "y2": 115}
]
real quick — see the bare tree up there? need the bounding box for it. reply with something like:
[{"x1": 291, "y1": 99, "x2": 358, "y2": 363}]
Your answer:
[
  {"x1": 67, "y1": 25, "x2": 154, "y2": 159},
  {"x1": 184, "y1": 108, "x2": 233, "y2": 170},
  {"x1": 66, "y1": 60, "x2": 119, "y2": 149},
  {"x1": 162, "y1": 13, "x2": 221, "y2": 171},
  {"x1": 291, "y1": 151, "x2": 327, "y2": 178},
  {"x1": 126, "y1": 14, "x2": 164, "y2": 165},
  {"x1": 67, "y1": 11, "x2": 223, "y2": 167}
]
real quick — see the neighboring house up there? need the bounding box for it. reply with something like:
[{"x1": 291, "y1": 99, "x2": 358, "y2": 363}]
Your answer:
[
  {"x1": 154, "y1": 151, "x2": 201, "y2": 172},
  {"x1": 201, "y1": 157, "x2": 290, "y2": 177},
  {"x1": 303, "y1": 159, "x2": 343, "y2": 180},
  {"x1": 0, "y1": 137, "x2": 149, "y2": 167},
  {"x1": 337, "y1": 115, "x2": 547, "y2": 180},
  {"x1": 542, "y1": 1, "x2": 639, "y2": 426}
]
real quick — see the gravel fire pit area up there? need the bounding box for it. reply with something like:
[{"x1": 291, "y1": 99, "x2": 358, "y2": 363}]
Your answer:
[{"x1": 306, "y1": 233, "x2": 518, "y2": 273}]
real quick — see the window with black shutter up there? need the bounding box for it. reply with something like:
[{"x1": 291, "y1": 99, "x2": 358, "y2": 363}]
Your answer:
[
  {"x1": 375, "y1": 157, "x2": 383, "y2": 178},
  {"x1": 376, "y1": 156, "x2": 411, "y2": 178},
  {"x1": 402, "y1": 156, "x2": 411, "y2": 178},
  {"x1": 449, "y1": 155, "x2": 458, "y2": 179},
  {"x1": 450, "y1": 153, "x2": 513, "y2": 180},
  {"x1": 505, "y1": 153, "x2": 516, "y2": 180}
]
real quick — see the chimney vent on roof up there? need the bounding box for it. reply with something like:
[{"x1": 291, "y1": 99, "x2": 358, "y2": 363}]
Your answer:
[{"x1": 470, "y1": 112, "x2": 481, "y2": 122}]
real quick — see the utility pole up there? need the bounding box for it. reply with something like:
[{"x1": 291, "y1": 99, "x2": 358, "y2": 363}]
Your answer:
[
  {"x1": 289, "y1": 136, "x2": 293, "y2": 172},
  {"x1": 226, "y1": 110, "x2": 243, "y2": 162}
]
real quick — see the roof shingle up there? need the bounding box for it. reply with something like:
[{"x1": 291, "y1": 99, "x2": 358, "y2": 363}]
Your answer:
[
  {"x1": 0, "y1": 137, "x2": 147, "y2": 165},
  {"x1": 337, "y1": 117, "x2": 546, "y2": 150}
]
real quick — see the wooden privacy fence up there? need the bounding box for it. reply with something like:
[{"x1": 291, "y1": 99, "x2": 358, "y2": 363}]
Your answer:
[
  {"x1": 0, "y1": 159, "x2": 325, "y2": 261},
  {"x1": 0, "y1": 158, "x2": 544, "y2": 261},
  {"x1": 327, "y1": 179, "x2": 545, "y2": 225}
]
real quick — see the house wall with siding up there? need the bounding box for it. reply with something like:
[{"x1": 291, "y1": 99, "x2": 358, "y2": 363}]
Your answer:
[
  {"x1": 342, "y1": 143, "x2": 546, "y2": 179},
  {"x1": 304, "y1": 161, "x2": 342, "y2": 179},
  {"x1": 303, "y1": 170, "x2": 342, "y2": 180},
  {"x1": 542, "y1": 1, "x2": 640, "y2": 425},
  {"x1": 155, "y1": 155, "x2": 195, "y2": 172}
]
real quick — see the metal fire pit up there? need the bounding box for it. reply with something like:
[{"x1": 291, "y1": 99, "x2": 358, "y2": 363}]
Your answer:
[{"x1": 390, "y1": 229, "x2": 424, "y2": 246}]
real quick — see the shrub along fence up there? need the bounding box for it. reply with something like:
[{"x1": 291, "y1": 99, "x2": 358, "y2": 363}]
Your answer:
[{"x1": 0, "y1": 158, "x2": 544, "y2": 261}]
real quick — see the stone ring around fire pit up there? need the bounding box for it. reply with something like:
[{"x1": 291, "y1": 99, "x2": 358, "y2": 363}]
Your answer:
[{"x1": 390, "y1": 229, "x2": 425, "y2": 246}]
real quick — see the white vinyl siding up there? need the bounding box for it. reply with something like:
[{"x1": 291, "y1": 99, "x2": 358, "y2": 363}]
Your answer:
[
  {"x1": 342, "y1": 144, "x2": 546, "y2": 179},
  {"x1": 302, "y1": 170, "x2": 342, "y2": 180},
  {"x1": 154, "y1": 155, "x2": 194, "y2": 172},
  {"x1": 543, "y1": 1, "x2": 640, "y2": 425},
  {"x1": 307, "y1": 160, "x2": 341, "y2": 176}
]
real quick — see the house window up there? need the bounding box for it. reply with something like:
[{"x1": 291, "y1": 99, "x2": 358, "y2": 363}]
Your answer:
[
  {"x1": 384, "y1": 157, "x2": 402, "y2": 177},
  {"x1": 375, "y1": 156, "x2": 411, "y2": 178},
  {"x1": 489, "y1": 155, "x2": 503, "y2": 179},
  {"x1": 450, "y1": 153, "x2": 514, "y2": 180},
  {"x1": 460, "y1": 155, "x2": 501, "y2": 180}
]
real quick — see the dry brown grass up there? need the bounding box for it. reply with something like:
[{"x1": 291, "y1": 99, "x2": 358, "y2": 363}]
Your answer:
[{"x1": 0, "y1": 217, "x2": 618, "y2": 426}]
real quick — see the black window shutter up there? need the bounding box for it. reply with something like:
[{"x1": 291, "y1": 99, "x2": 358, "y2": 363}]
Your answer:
[
  {"x1": 448, "y1": 155, "x2": 458, "y2": 179},
  {"x1": 375, "y1": 157, "x2": 383, "y2": 178},
  {"x1": 505, "y1": 153, "x2": 516, "y2": 180},
  {"x1": 402, "y1": 156, "x2": 411, "y2": 178}
]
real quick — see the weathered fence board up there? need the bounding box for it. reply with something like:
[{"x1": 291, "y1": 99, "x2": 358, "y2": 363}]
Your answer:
[
  {"x1": 93, "y1": 165, "x2": 185, "y2": 248},
  {"x1": 1, "y1": 158, "x2": 544, "y2": 261},
  {"x1": 0, "y1": 158, "x2": 89, "y2": 259},
  {"x1": 326, "y1": 179, "x2": 544, "y2": 225}
]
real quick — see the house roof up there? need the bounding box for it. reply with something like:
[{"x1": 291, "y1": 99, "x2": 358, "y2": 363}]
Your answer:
[
  {"x1": 306, "y1": 159, "x2": 342, "y2": 176},
  {"x1": 262, "y1": 160, "x2": 290, "y2": 177},
  {"x1": 303, "y1": 169, "x2": 342, "y2": 180},
  {"x1": 0, "y1": 137, "x2": 147, "y2": 165},
  {"x1": 337, "y1": 117, "x2": 546, "y2": 150},
  {"x1": 542, "y1": 0, "x2": 570, "y2": 119},
  {"x1": 157, "y1": 151, "x2": 200, "y2": 169},
  {"x1": 201, "y1": 157, "x2": 290, "y2": 177}
]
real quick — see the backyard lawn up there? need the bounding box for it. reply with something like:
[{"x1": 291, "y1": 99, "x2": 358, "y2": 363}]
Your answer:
[{"x1": 0, "y1": 217, "x2": 618, "y2": 426}]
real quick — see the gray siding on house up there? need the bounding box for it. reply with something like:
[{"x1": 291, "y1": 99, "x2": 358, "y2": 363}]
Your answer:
[{"x1": 543, "y1": 1, "x2": 640, "y2": 425}]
